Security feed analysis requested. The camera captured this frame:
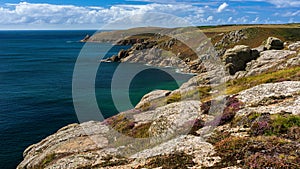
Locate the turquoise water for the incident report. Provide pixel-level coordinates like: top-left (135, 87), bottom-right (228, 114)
top-left (0, 30), bottom-right (192, 168)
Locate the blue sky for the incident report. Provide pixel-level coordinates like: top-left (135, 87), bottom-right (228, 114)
top-left (0, 0), bottom-right (299, 29)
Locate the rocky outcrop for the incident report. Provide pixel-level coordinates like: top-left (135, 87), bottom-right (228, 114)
top-left (214, 29), bottom-right (248, 57)
top-left (243, 50), bottom-right (297, 76)
top-left (237, 81), bottom-right (300, 115)
top-left (80, 34), bottom-right (90, 42)
top-left (264, 37), bottom-right (284, 50)
top-left (222, 45), bottom-right (259, 75)
top-left (18, 28), bottom-right (300, 168)
top-left (18, 80), bottom-right (300, 169)
top-left (215, 29), bottom-right (248, 48)
top-left (288, 41), bottom-right (300, 51)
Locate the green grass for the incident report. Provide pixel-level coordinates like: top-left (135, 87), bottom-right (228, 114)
top-left (226, 66), bottom-right (300, 95)
top-left (266, 114), bottom-right (300, 137)
top-left (166, 86), bottom-right (212, 104)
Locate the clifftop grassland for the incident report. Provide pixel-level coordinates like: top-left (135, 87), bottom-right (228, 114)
top-left (18, 24), bottom-right (300, 169)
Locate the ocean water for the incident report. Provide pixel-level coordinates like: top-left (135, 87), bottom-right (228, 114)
top-left (0, 30), bottom-right (192, 168)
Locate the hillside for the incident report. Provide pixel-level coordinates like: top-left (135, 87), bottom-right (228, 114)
top-left (18, 25), bottom-right (300, 169)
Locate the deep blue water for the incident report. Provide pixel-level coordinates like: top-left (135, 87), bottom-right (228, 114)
top-left (0, 30), bottom-right (192, 169)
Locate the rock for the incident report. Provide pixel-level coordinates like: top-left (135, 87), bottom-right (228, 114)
top-left (135, 90), bottom-right (171, 110)
top-left (264, 37), bottom-right (284, 50)
top-left (222, 45), bottom-right (259, 75)
top-left (80, 34), bottom-right (90, 42)
top-left (214, 29), bottom-right (248, 57)
top-left (17, 100), bottom-right (217, 169)
top-left (245, 50), bottom-right (296, 76)
top-left (288, 41), bottom-right (300, 51)
top-left (237, 81), bottom-right (300, 115)
top-left (117, 49), bottom-right (128, 60)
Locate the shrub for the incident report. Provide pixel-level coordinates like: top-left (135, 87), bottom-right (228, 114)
top-left (212, 136), bottom-right (300, 168)
top-left (206, 95), bottom-right (244, 126)
top-left (188, 118), bottom-right (205, 135)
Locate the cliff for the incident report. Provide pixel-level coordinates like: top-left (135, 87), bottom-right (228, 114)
top-left (18, 25), bottom-right (300, 169)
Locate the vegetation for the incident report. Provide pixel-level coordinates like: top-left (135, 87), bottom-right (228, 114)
top-left (166, 86), bottom-right (211, 104)
top-left (41, 153), bottom-right (56, 167)
top-left (226, 66), bottom-right (300, 95)
top-left (103, 114), bottom-right (151, 138)
top-left (94, 155), bottom-right (129, 168)
top-left (203, 95), bottom-right (244, 126)
top-left (210, 136), bottom-right (300, 168)
top-left (137, 152), bottom-right (195, 169)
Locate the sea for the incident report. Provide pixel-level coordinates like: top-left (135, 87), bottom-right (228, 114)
top-left (0, 30), bottom-right (193, 169)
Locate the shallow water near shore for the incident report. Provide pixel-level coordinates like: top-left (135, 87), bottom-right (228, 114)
top-left (0, 30), bottom-right (192, 168)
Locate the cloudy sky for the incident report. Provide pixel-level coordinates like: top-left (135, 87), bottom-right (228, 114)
top-left (0, 0), bottom-right (299, 29)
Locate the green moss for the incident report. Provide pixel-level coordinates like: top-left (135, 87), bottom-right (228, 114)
top-left (166, 92), bottom-right (181, 104)
top-left (41, 153), bottom-right (56, 167)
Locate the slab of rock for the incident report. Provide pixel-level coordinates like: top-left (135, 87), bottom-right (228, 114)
top-left (237, 81), bottom-right (300, 115)
top-left (245, 50), bottom-right (296, 76)
top-left (135, 90), bottom-right (171, 110)
top-left (288, 41), bottom-right (300, 51)
top-left (222, 45), bottom-right (259, 75)
top-left (264, 37), bottom-right (284, 50)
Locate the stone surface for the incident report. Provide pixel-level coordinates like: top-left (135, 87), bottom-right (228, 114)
top-left (264, 37), bottom-right (284, 50)
top-left (222, 45), bottom-right (259, 75)
top-left (288, 41), bottom-right (300, 51)
top-left (237, 81), bottom-right (300, 115)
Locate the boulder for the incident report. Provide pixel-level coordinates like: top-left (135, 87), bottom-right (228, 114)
top-left (222, 45), bottom-right (259, 75)
top-left (264, 37), bottom-right (284, 50)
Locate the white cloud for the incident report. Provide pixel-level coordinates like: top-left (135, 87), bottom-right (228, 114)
top-left (0, 2), bottom-right (209, 29)
top-left (207, 16), bottom-right (214, 21)
top-left (252, 17), bottom-right (259, 23)
top-left (282, 10), bottom-right (300, 17)
top-left (217, 2), bottom-right (229, 13)
top-left (227, 17), bottom-right (233, 22)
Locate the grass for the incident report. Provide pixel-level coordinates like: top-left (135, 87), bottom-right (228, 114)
top-left (41, 153), bottom-right (56, 167)
top-left (166, 86), bottom-right (212, 104)
top-left (103, 114), bottom-right (151, 138)
top-left (265, 114), bottom-right (300, 138)
top-left (226, 66), bottom-right (300, 95)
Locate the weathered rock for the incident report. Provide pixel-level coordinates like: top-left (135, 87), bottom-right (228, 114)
top-left (135, 90), bottom-right (171, 110)
top-left (222, 45), bottom-right (259, 75)
top-left (17, 99), bottom-right (217, 169)
top-left (264, 37), bottom-right (284, 50)
top-left (245, 50), bottom-right (296, 76)
top-left (80, 34), bottom-right (90, 42)
top-left (288, 41), bottom-right (300, 51)
top-left (237, 81), bottom-right (300, 115)
top-left (117, 49), bottom-right (128, 60)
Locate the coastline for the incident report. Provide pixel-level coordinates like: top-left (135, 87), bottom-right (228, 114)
top-left (17, 24), bottom-right (300, 169)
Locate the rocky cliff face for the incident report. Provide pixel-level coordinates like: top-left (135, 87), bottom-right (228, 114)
top-left (18, 34), bottom-right (300, 168)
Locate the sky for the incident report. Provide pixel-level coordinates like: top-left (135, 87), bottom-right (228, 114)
top-left (0, 0), bottom-right (299, 29)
